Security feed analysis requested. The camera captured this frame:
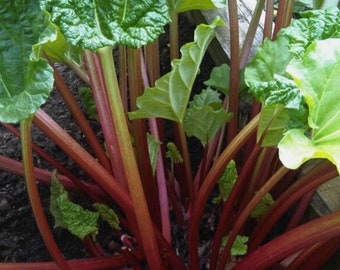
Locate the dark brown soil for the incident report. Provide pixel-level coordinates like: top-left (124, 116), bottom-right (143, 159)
top-left (0, 14), bottom-right (215, 265)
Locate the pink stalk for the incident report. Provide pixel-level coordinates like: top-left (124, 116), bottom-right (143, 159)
top-left (0, 250), bottom-right (144, 270)
top-left (188, 114), bottom-right (259, 270)
top-left (140, 50), bottom-right (172, 242)
top-left (248, 164), bottom-right (337, 251)
top-left (226, 0), bottom-right (240, 143)
top-left (53, 66), bottom-right (111, 172)
top-left (0, 155), bottom-right (105, 198)
top-left (34, 109), bottom-right (133, 216)
top-left (1, 123), bottom-right (105, 202)
top-left (20, 118), bottom-right (71, 270)
top-left (83, 51), bottom-right (128, 189)
top-left (216, 166), bottom-right (289, 270)
top-left (233, 209), bottom-right (340, 269)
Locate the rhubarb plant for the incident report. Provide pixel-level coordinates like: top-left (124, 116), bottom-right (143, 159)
top-left (2, 1), bottom-right (340, 270)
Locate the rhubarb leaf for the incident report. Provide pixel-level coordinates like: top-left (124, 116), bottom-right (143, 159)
top-left (246, 8), bottom-right (340, 146)
top-left (129, 17), bottom-right (224, 122)
top-left (251, 193), bottom-right (274, 220)
top-left (175, 0), bottom-right (225, 12)
top-left (147, 133), bottom-right (162, 175)
top-left (279, 39), bottom-right (340, 173)
top-left (0, 1), bottom-right (55, 123)
top-left (183, 88), bottom-right (231, 146)
top-left (222, 235), bottom-right (248, 256)
top-left (41, 0), bottom-right (170, 50)
top-left (93, 203), bottom-right (120, 230)
top-left (213, 160), bottom-right (238, 204)
top-left (50, 172), bottom-right (99, 239)
top-left (204, 64), bottom-right (230, 94)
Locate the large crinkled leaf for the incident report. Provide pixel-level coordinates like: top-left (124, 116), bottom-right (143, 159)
top-left (41, 0), bottom-right (170, 50)
top-left (279, 39), bottom-right (340, 173)
top-left (246, 8), bottom-right (340, 146)
top-left (183, 88), bottom-right (231, 146)
top-left (129, 17), bottom-right (224, 122)
top-left (50, 172), bottom-right (99, 239)
top-left (0, 1), bottom-right (55, 123)
top-left (246, 8), bottom-right (340, 106)
top-left (245, 37), bottom-right (302, 109)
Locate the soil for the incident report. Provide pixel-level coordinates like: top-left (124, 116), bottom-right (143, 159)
top-left (0, 14), bottom-right (216, 266)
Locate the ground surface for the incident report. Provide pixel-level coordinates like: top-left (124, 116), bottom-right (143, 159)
top-left (0, 14), bottom-right (216, 265)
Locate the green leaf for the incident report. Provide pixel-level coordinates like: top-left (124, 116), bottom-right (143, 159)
top-left (183, 88), bottom-right (231, 146)
top-left (175, 0), bottom-right (225, 13)
top-left (129, 17), bottom-right (225, 122)
top-left (93, 203), bottom-right (120, 230)
top-left (42, 24), bottom-right (83, 65)
top-left (246, 7), bottom-right (340, 106)
top-left (166, 142), bottom-right (183, 164)
top-left (147, 133), bottom-right (162, 175)
top-left (250, 193), bottom-right (274, 220)
top-left (0, 1), bottom-right (55, 123)
top-left (204, 64), bottom-right (230, 94)
top-left (50, 172), bottom-right (99, 239)
top-left (213, 160), bottom-right (238, 204)
top-left (279, 39), bottom-right (340, 173)
top-left (221, 235), bottom-right (248, 256)
top-left (41, 0), bottom-right (170, 50)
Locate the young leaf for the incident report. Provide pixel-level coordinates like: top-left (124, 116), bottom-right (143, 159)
top-left (147, 133), bottom-right (162, 175)
top-left (166, 142), bottom-right (183, 164)
top-left (50, 172), bottom-right (99, 239)
top-left (93, 203), bottom-right (120, 230)
top-left (221, 235), bottom-right (248, 256)
top-left (279, 39), bottom-right (340, 173)
top-left (41, 0), bottom-right (170, 50)
top-left (0, 1), bottom-right (55, 123)
top-left (183, 88), bottom-right (231, 146)
top-left (204, 64), bottom-right (230, 94)
top-left (250, 193), bottom-right (274, 220)
top-left (129, 17), bottom-right (225, 122)
top-left (213, 160), bottom-right (238, 204)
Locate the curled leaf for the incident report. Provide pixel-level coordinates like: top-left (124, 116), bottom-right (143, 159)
top-left (129, 17), bottom-right (225, 122)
